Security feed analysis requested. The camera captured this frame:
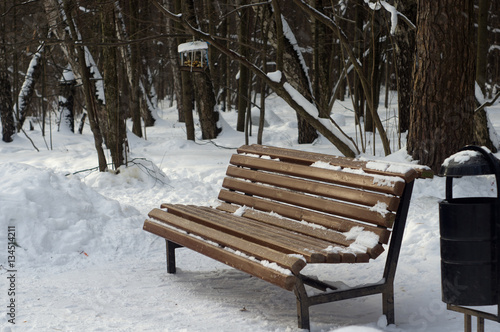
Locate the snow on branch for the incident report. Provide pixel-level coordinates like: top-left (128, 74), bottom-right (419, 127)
top-left (363, 0), bottom-right (415, 35)
top-left (280, 15), bottom-right (313, 95)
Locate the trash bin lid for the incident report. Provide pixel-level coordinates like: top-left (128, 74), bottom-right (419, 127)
top-left (439, 147), bottom-right (497, 177)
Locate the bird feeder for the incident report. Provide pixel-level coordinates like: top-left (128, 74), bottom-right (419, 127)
top-left (178, 40), bottom-right (209, 72)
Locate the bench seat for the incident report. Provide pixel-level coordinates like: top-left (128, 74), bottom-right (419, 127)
top-left (143, 144), bottom-right (432, 330)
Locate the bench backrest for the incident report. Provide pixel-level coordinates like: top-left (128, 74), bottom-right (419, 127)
top-left (215, 144), bottom-right (429, 262)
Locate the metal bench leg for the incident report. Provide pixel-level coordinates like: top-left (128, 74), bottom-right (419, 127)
top-left (294, 279), bottom-right (311, 330)
top-left (166, 240), bottom-right (177, 274)
top-left (383, 285), bottom-right (395, 324)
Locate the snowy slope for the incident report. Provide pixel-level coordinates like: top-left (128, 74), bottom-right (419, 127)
top-left (1, 93), bottom-right (499, 331)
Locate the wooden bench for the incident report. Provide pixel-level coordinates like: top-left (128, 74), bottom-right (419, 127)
top-left (143, 144), bottom-right (432, 330)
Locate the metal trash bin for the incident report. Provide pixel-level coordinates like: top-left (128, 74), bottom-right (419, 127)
top-left (439, 145), bottom-right (500, 306)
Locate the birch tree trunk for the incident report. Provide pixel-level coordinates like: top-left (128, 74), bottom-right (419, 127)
top-left (58, 67), bottom-right (75, 133)
top-left (15, 44), bottom-right (44, 131)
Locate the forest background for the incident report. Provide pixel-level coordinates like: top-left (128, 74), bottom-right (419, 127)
top-left (1, 0), bottom-right (500, 172)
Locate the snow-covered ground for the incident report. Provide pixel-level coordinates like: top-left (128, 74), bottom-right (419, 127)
top-left (1, 93), bottom-right (500, 331)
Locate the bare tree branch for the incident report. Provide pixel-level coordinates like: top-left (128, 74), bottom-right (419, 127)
top-left (475, 90), bottom-right (500, 113)
top-left (152, 0), bottom-right (358, 157)
top-left (293, 0), bottom-right (391, 155)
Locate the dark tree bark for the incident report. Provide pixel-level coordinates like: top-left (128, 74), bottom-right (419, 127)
top-left (312, 0), bottom-right (332, 117)
top-left (407, 0), bottom-right (476, 172)
top-left (236, 2), bottom-right (250, 132)
top-left (474, 108), bottom-right (497, 152)
top-left (0, 73), bottom-right (15, 142)
top-left (476, 0), bottom-right (489, 95)
top-left (128, 0), bottom-right (143, 138)
top-left (166, 0), bottom-right (184, 123)
top-left (364, 11), bottom-right (384, 133)
top-left (196, 70), bottom-right (221, 139)
top-left (101, 0), bottom-right (127, 169)
top-left (473, 0), bottom-right (497, 152)
top-left (137, 1), bottom-right (156, 129)
top-left (353, 0), bottom-right (365, 126)
top-left (218, 0), bottom-right (229, 112)
top-left (181, 72), bottom-right (195, 141)
top-left (182, 0), bottom-right (221, 139)
top-left (394, 0), bottom-right (417, 133)
top-left (176, 0), bottom-right (195, 141)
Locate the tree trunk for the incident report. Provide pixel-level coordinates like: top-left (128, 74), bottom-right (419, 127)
top-left (128, 0), bottom-right (143, 138)
top-left (173, 0), bottom-right (194, 140)
top-left (166, 0), bottom-right (184, 123)
top-left (353, 0), bottom-right (365, 126)
top-left (0, 72), bottom-right (14, 142)
top-left (137, 2), bottom-right (156, 128)
top-left (45, 0), bottom-right (108, 171)
top-left (182, 0), bottom-right (221, 139)
top-left (271, 0), bottom-right (318, 143)
top-left (58, 67), bottom-right (75, 133)
top-left (218, 0), bottom-right (229, 112)
top-left (476, 0), bottom-right (489, 95)
top-left (407, 0), bottom-right (476, 172)
top-left (15, 44), bottom-right (44, 131)
top-left (181, 71), bottom-right (195, 141)
top-left (101, 0), bottom-right (127, 170)
top-left (312, 0), bottom-right (333, 117)
top-left (194, 70), bottom-right (221, 139)
top-left (394, 0), bottom-right (417, 133)
top-left (474, 108), bottom-right (497, 152)
top-left (237, 2), bottom-right (250, 132)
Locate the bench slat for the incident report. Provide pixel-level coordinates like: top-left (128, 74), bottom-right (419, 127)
top-left (194, 206), bottom-right (350, 263)
top-left (222, 177), bottom-right (395, 228)
top-left (215, 202), bottom-right (385, 260)
top-left (162, 204), bottom-right (334, 263)
top-left (148, 208), bottom-right (307, 274)
top-left (218, 189), bottom-right (391, 243)
top-left (226, 166), bottom-right (401, 211)
top-left (143, 219), bottom-right (297, 290)
top-left (237, 144), bottom-right (433, 181)
top-left (229, 154), bottom-right (405, 196)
